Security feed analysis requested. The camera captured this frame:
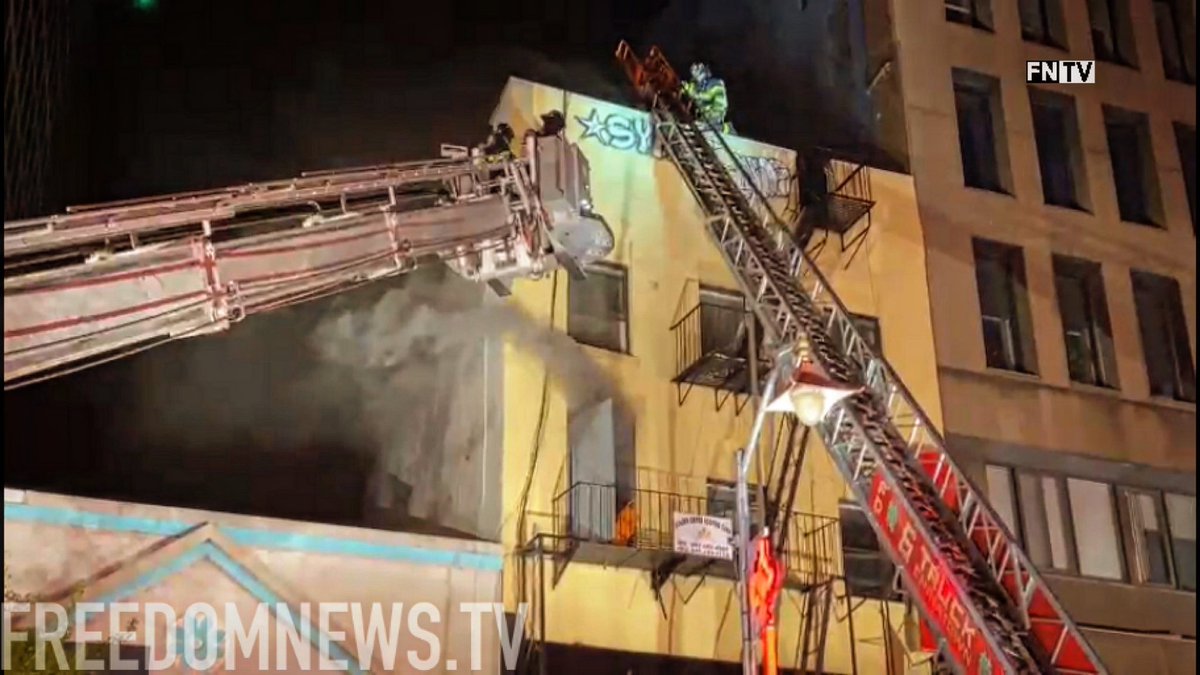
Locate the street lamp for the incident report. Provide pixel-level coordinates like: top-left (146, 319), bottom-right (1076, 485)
top-left (736, 340), bottom-right (861, 675)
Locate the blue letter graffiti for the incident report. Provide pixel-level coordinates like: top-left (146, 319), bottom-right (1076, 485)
top-left (576, 109), bottom-right (656, 156)
top-left (574, 108), bottom-right (796, 201)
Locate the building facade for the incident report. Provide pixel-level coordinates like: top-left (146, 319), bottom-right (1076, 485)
top-left (889, 1), bottom-right (1195, 672)
top-left (492, 77), bottom-right (945, 673)
top-left (495, 0), bottom-right (1197, 665)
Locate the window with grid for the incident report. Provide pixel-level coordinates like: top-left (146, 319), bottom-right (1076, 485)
top-left (1131, 270), bottom-right (1196, 402)
top-left (974, 239), bottom-right (1037, 374)
top-left (1053, 255), bottom-right (1118, 388)
top-left (568, 263), bottom-right (629, 353)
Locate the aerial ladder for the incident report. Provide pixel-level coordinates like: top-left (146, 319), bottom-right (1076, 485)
top-left (615, 42), bottom-right (1109, 675)
top-left (4, 131), bottom-right (613, 387)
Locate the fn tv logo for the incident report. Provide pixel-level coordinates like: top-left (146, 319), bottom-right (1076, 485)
top-left (1026, 60), bottom-right (1096, 84)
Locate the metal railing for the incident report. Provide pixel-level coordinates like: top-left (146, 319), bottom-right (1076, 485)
top-left (670, 302), bottom-right (753, 377)
top-left (552, 481), bottom-right (841, 588)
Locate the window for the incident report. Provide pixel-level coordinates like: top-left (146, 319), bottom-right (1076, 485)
top-left (1030, 89), bottom-right (1087, 210)
top-left (1176, 123), bottom-right (1197, 233)
top-left (1087, 0), bottom-right (1137, 67)
top-left (706, 479), bottom-right (773, 530)
top-left (1122, 489), bottom-right (1174, 585)
top-left (974, 239), bottom-right (1037, 374)
top-left (698, 286), bottom-right (751, 357)
top-left (1053, 256), bottom-right (1118, 387)
top-left (1020, 0), bottom-right (1066, 48)
top-left (839, 501), bottom-right (900, 600)
top-left (985, 464), bottom-right (1021, 535)
top-left (988, 465), bottom-right (1198, 591)
top-left (1153, 0), bottom-right (1196, 83)
top-left (1067, 478), bottom-right (1125, 580)
top-left (945, 0), bottom-right (992, 30)
top-left (1017, 470), bottom-right (1075, 572)
top-left (1104, 106), bottom-right (1163, 226)
top-left (568, 263), bottom-right (629, 353)
top-left (824, 310), bottom-right (883, 356)
top-left (1131, 271), bottom-right (1196, 402)
top-left (1165, 493), bottom-right (1196, 591)
top-left (954, 70), bottom-right (1010, 193)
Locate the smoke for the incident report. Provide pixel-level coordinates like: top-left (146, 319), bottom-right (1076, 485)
top-left (309, 266), bottom-right (623, 536)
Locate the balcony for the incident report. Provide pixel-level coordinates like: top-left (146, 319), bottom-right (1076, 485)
top-left (796, 150), bottom-right (876, 266)
top-left (550, 481), bottom-right (841, 593)
top-left (670, 300), bottom-right (771, 414)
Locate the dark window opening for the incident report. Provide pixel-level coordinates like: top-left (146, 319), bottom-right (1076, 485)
top-left (954, 70), bottom-right (1009, 193)
top-left (1176, 123), bottom-right (1197, 233)
top-left (974, 239), bottom-right (1038, 374)
top-left (698, 286), bottom-right (754, 358)
top-left (1053, 256), bottom-right (1118, 388)
top-left (1153, 0), bottom-right (1196, 83)
top-left (945, 0), bottom-right (993, 30)
top-left (839, 501), bottom-right (901, 601)
top-left (1131, 270), bottom-right (1196, 402)
top-left (1030, 89), bottom-right (1087, 209)
top-left (568, 263), bottom-right (630, 353)
top-left (706, 479), bottom-right (772, 526)
top-left (1088, 0), bottom-right (1138, 67)
top-left (824, 310), bottom-right (884, 357)
top-left (1104, 106), bottom-right (1163, 226)
top-left (1020, 0), bottom-right (1067, 48)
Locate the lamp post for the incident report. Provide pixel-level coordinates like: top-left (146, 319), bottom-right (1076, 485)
top-left (736, 340), bottom-right (860, 675)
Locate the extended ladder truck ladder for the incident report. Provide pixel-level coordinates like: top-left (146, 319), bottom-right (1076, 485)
top-left (615, 42), bottom-right (1108, 675)
top-left (4, 133), bottom-right (613, 387)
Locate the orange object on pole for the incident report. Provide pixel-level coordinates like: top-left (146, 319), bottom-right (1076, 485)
top-left (749, 535), bottom-right (784, 675)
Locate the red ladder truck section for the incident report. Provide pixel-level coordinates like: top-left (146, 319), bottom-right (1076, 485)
top-left (615, 42), bottom-right (1108, 675)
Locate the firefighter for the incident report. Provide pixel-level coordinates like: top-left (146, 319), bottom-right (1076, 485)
top-left (682, 62), bottom-right (733, 134)
top-left (480, 123), bottom-right (515, 157)
top-left (536, 110), bottom-right (566, 137)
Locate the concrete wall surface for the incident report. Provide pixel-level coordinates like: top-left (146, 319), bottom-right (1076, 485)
top-left (3, 488), bottom-right (505, 674)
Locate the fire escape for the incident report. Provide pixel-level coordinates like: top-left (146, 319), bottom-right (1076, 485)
top-left (792, 148), bottom-right (876, 268)
top-left (518, 468), bottom-right (846, 674)
top-left (514, 95), bottom-right (887, 675)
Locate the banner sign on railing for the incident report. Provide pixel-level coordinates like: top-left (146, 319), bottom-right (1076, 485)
top-left (673, 513), bottom-right (734, 560)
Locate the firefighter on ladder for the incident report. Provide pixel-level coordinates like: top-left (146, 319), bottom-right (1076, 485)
top-left (682, 62), bottom-right (733, 134)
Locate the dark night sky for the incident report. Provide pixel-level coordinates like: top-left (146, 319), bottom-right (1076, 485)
top-left (7, 0), bottom-right (869, 525)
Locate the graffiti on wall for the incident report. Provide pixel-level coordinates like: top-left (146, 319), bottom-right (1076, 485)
top-left (576, 109), bottom-right (657, 156)
top-left (574, 108), bottom-right (795, 201)
top-left (731, 155), bottom-right (796, 202)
